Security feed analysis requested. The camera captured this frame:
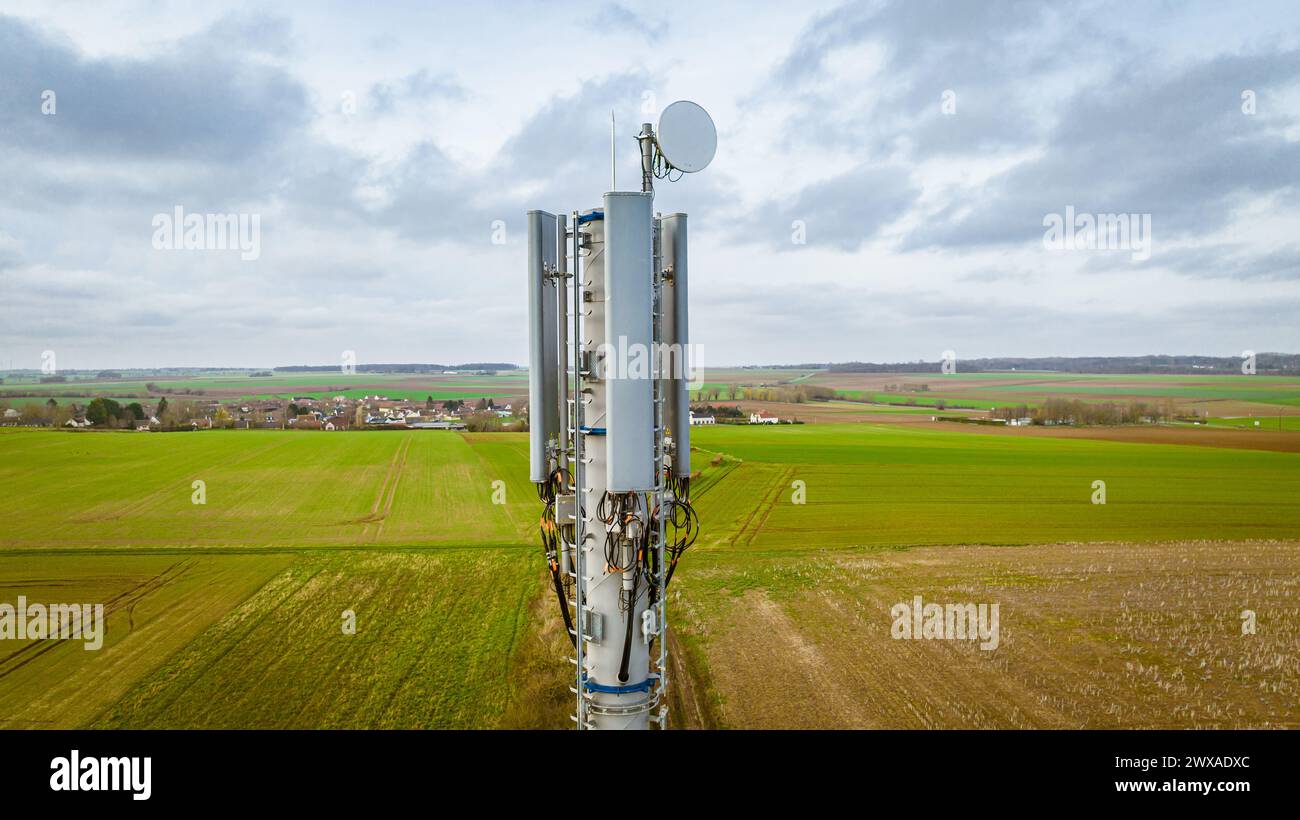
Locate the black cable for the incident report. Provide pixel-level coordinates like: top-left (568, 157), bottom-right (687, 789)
top-left (549, 556), bottom-right (576, 649)
top-left (618, 573), bottom-right (637, 683)
top-left (537, 472), bottom-right (576, 647)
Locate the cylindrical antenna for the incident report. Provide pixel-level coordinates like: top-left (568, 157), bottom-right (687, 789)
top-left (637, 123), bottom-right (655, 193)
top-left (526, 210), bottom-right (560, 483)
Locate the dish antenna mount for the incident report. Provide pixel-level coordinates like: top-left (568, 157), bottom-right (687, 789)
top-left (635, 100), bottom-right (717, 192)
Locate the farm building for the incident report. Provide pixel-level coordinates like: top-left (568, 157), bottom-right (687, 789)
top-left (749, 410), bottom-right (780, 424)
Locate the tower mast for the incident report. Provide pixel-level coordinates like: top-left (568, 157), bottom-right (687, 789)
top-left (528, 100), bottom-right (714, 729)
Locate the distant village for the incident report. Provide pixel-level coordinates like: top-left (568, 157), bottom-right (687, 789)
top-left (0, 394), bottom-right (804, 431)
top-left (0, 390), bottom-right (810, 432)
top-left (0, 394), bottom-right (521, 432)
top-left (2, 392), bottom-right (1202, 433)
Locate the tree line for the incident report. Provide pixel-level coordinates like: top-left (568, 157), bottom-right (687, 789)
top-left (693, 384), bottom-right (836, 403)
top-left (0, 396), bottom-right (203, 429)
top-left (990, 398), bottom-right (1180, 426)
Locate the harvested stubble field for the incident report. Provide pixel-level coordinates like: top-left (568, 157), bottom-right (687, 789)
top-left (0, 422), bottom-right (1296, 729)
top-left (654, 423), bottom-right (1300, 729)
top-left (670, 541), bottom-right (1299, 729)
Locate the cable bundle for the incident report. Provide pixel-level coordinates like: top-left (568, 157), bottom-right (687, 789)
top-left (597, 491), bottom-right (643, 580)
top-left (535, 469), bottom-right (702, 676)
top-left (536, 468), bottom-right (575, 647)
top-left (658, 476), bottom-right (698, 592)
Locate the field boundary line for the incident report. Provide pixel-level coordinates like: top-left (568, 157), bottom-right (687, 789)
top-left (746, 466), bottom-right (796, 547)
top-left (733, 466), bottom-right (795, 547)
top-left (362, 435), bottom-right (412, 540)
top-left (0, 559), bottom-right (194, 680)
top-left (372, 436), bottom-right (413, 542)
top-left (92, 562), bottom-right (325, 727)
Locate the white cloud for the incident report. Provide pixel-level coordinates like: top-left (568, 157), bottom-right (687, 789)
top-left (1, 1), bottom-right (1298, 369)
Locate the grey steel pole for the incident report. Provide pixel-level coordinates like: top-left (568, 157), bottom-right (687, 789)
top-left (638, 123), bottom-right (655, 193)
top-left (571, 211), bottom-right (587, 729)
top-left (556, 214), bottom-right (570, 576)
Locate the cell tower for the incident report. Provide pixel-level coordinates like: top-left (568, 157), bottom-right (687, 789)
top-left (528, 101), bottom-right (716, 730)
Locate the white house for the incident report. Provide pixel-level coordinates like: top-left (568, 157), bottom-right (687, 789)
top-left (749, 410), bottom-right (780, 424)
top-left (689, 411), bottom-right (715, 426)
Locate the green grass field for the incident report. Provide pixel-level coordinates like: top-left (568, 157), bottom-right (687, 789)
top-left (700, 370), bottom-right (1300, 410)
top-left (810, 400), bottom-right (942, 415)
top-left (1, 422), bottom-right (1297, 728)
top-left (0, 428), bottom-right (536, 549)
top-left (831, 390), bottom-right (1004, 409)
top-left (0, 428), bottom-right (544, 728)
top-left (91, 550), bottom-right (538, 729)
top-left (15, 368), bottom-right (1299, 419)
top-left (688, 423), bottom-right (1300, 550)
top-left (0, 371), bottom-right (529, 404)
top-left (1205, 415), bottom-right (1300, 431)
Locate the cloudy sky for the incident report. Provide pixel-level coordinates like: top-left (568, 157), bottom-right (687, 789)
top-left (1, 0), bottom-right (1298, 369)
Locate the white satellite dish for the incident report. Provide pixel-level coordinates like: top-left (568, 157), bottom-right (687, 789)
top-left (656, 100), bottom-right (716, 173)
